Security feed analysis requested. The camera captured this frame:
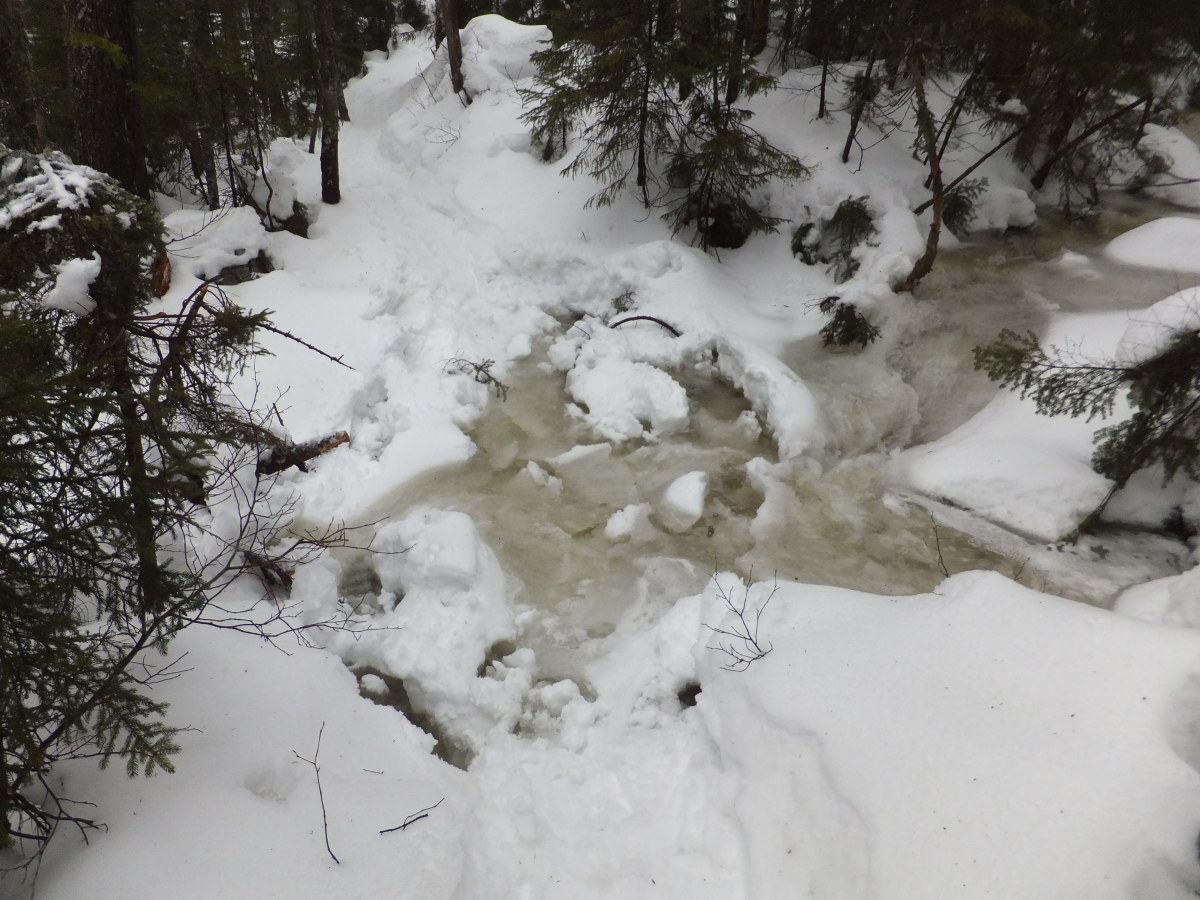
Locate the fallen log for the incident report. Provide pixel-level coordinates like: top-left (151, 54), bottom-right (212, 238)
top-left (257, 430), bottom-right (350, 476)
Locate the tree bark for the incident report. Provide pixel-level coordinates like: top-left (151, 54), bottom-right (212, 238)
top-left (62, 0), bottom-right (151, 197)
top-left (0, 0), bottom-right (47, 149)
top-left (896, 64), bottom-right (943, 293)
top-left (437, 0), bottom-right (470, 102)
top-left (314, 0), bottom-right (341, 203)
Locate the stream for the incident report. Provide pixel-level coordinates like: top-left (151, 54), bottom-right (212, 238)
top-left (338, 190), bottom-right (1200, 688)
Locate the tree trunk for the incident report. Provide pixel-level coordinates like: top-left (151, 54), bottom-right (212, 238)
top-left (62, 0), bottom-right (151, 197)
top-left (841, 51), bottom-right (876, 164)
top-left (314, 0), bottom-right (341, 203)
top-left (0, 0), bottom-right (47, 149)
top-left (437, 0), bottom-right (470, 102)
top-left (248, 0), bottom-right (292, 135)
top-left (184, 0), bottom-right (221, 208)
top-left (896, 65), bottom-right (943, 293)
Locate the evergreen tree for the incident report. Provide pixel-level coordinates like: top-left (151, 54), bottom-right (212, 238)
top-left (523, 0), bottom-right (683, 207)
top-left (524, 0), bottom-right (807, 250)
top-left (0, 147), bottom-right (272, 849)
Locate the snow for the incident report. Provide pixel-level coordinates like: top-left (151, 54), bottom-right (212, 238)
top-left (11, 17), bottom-right (1200, 900)
top-left (657, 470), bottom-right (709, 533)
top-left (1105, 216), bottom-right (1200, 273)
top-left (1114, 286), bottom-right (1200, 366)
top-left (38, 252), bottom-right (100, 314)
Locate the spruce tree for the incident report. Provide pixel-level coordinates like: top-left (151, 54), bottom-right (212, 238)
top-left (0, 147), bottom-right (271, 849)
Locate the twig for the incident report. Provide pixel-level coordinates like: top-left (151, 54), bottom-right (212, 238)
top-left (294, 723), bottom-right (339, 864)
top-left (705, 574), bottom-right (775, 672)
top-left (929, 514), bottom-right (951, 578)
top-left (379, 798), bottom-right (444, 834)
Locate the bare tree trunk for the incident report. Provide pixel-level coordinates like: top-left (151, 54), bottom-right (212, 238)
top-left (437, 0), bottom-right (470, 103)
top-left (62, 0), bottom-right (151, 197)
top-left (896, 63), bottom-right (943, 293)
top-left (184, 0), bottom-right (221, 207)
top-left (841, 51), bottom-right (876, 164)
top-left (314, 0), bottom-right (341, 203)
top-left (0, 0), bottom-right (46, 148)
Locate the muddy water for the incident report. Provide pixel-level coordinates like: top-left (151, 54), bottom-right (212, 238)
top-left (355, 345), bottom-right (1033, 678)
top-left (350, 189), bottom-right (1200, 674)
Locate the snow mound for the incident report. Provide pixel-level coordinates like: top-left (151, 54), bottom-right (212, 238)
top-left (893, 311), bottom-right (1133, 542)
top-left (1106, 217), bottom-right (1200, 273)
top-left (1114, 286), bottom-right (1200, 366)
top-left (566, 357), bottom-right (690, 442)
top-left (163, 205), bottom-right (270, 281)
top-left (461, 15), bottom-right (550, 95)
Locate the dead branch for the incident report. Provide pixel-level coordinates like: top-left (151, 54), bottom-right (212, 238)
top-left (379, 798), bottom-right (445, 834)
top-left (294, 722), bottom-right (339, 865)
top-left (445, 358), bottom-right (509, 400)
top-left (706, 574), bottom-right (775, 672)
top-left (929, 514), bottom-right (951, 578)
top-left (242, 550), bottom-right (295, 591)
top-left (257, 430), bottom-right (350, 476)
top-left (257, 320), bottom-right (355, 370)
top-left (609, 315), bottom-right (682, 337)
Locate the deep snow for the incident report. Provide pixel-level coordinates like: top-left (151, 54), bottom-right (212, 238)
top-left (8, 16), bottom-right (1200, 900)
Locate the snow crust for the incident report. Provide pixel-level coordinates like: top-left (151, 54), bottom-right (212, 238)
top-left (13, 17), bottom-right (1200, 900)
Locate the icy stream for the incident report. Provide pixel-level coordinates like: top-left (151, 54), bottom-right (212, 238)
top-left (338, 198), bottom-right (1200, 687)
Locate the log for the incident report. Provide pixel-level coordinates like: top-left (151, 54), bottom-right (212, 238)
top-left (257, 430), bottom-right (349, 476)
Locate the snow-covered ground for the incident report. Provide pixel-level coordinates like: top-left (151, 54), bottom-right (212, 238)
top-left (9, 17), bottom-right (1200, 900)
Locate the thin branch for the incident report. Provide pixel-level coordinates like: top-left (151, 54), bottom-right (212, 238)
top-left (294, 722), bottom-right (339, 864)
top-left (257, 320), bottom-right (355, 370)
top-left (379, 798), bottom-right (445, 834)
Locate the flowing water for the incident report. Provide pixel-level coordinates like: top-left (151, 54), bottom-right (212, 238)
top-left (343, 188), bottom-right (1200, 681)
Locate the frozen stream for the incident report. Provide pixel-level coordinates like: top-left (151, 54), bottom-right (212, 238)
top-left (339, 197), bottom-right (1200, 688)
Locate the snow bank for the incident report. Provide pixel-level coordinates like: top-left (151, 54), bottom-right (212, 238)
top-left (894, 311), bottom-right (1139, 542)
top-left (1106, 216), bottom-right (1200, 273)
top-left (1114, 286), bottom-right (1200, 365)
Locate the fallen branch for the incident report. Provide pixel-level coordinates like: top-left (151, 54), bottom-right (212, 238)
top-left (294, 723), bottom-right (339, 865)
top-left (379, 798), bottom-right (444, 835)
top-left (258, 320), bottom-right (355, 370)
top-left (257, 431), bottom-right (350, 476)
top-left (242, 550), bottom-right (295, 591)
top-left (609, 315), bottom-right (682, 337)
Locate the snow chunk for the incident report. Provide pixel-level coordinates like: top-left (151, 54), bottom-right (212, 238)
top-left (566, 358), bottom-right (689, 443)
top-left (657, 471), bottom-right (709, 533)
top-left (1106, 217), bottom-right (1200, 274)
top-left (604, 502), bottom-right (655, 542)
top-left (1114, 286), bottom-right (1200, 366)
top-left (40, 252), bottom-right (101, 314)
top-left (893, 311), bottom-right (1133, 541)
